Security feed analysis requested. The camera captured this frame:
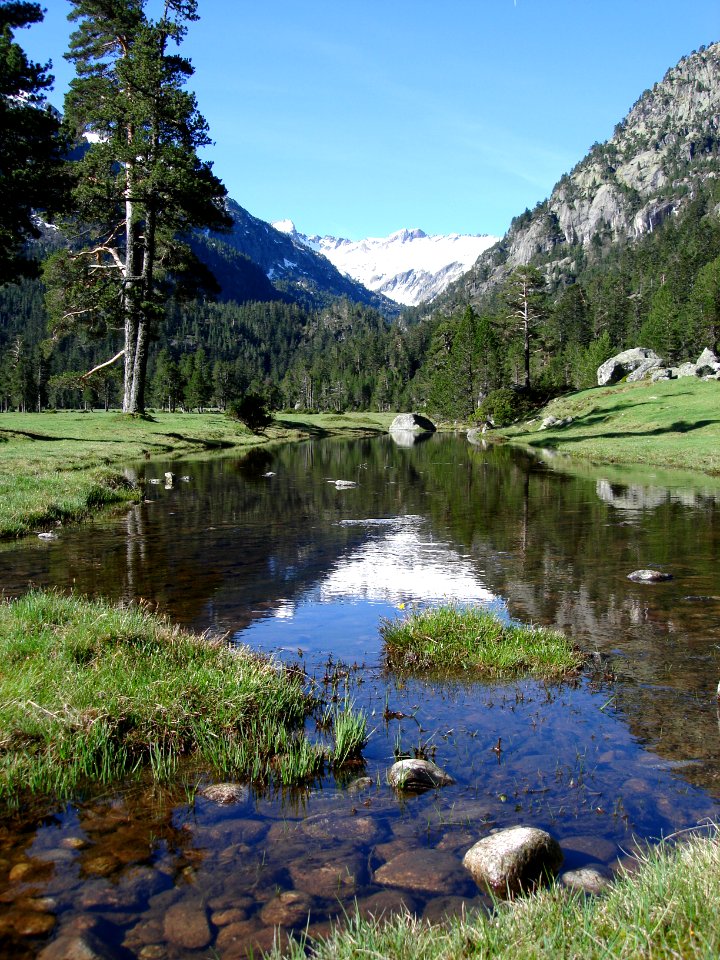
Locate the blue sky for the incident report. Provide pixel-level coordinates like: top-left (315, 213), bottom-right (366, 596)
top-left (22, 1), bottom-right (719, 240)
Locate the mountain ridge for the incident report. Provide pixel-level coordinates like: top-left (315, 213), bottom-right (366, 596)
top-left (272, 220), bottom-right (498, 306)
top-left (434, 40), bottom-right (720, 313)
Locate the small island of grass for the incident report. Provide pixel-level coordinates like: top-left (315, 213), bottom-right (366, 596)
top-left (382, 605), bottom-right (584, 679)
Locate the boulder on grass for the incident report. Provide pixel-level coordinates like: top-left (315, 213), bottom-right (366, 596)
top-left (462, 826), bottom-right (563, 897)
top-left (597, 348), bottom-right (663, 387)
top-left (389, 413), bottom-right (436, 434)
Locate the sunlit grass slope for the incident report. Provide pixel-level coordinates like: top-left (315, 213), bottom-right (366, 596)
top-left (501, 379), bottom-right (720, 475)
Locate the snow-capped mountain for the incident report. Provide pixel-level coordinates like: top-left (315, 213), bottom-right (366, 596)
top-left (272, 222), bottom-right (498, 307)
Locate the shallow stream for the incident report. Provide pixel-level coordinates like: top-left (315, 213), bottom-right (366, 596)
top-left (1, 433), bottom-right (720, 958)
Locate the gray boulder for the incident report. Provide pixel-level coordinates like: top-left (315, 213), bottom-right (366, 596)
top-left (651, 367), bottom-right (676, 382)
top-left (463, 826), bottom-right (563, 897)
top-left (626, 358), bottom-right (664, 382)
top-left (389, 413), bottom-right (436, 434)
top-left (696, 348), bottom-right (720, 376)
top-left (676, 362), bottom-right (700, 378)
top-left (388, 758), bottom-right (455, 792)
top-left (596, 348), bottom-right (662, 387)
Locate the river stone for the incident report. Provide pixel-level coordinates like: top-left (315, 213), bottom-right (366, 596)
top-left (389, 413), bottom-right (436, 434)
top-left (162, 899), bottom-right (211, 950)
top-left (356, 889), bottom-right (419, 919)
top-left (260, 890), bottom-right (313, 927)
top-left (560, 867), bottom-right (611, 894)
top-left (289, 852), bottom-right (364, 899)
top-left (138, 948), bottom-right (166, 960)
top-left (388, 758), bottom-right (455, 792)
top-left (596, 348), bottom-right (662, 386)
top-left (83, 854), bottom-right (120, 877)
top-left (301, 813), bottom-right (379, 843)
top-left (78, 880), bottom-right (139, 911)
top-left (211, 907), bottom-right (250, 927)
top-left (215, 919), bottom-right (278, 956)
top-left (38, 932), bottom-right (119, 960)
top-left (462, 826), bottom-right (564, 897)
top-left (374, 839), bottom-right (413, 862)
top-left (627, 569), bottom-right (673, 582)
top-left (200, 782), bottom-right (249, 804)
top-left (346, 776), bottom-right (374, 794)
top-left (374, 848), bottom-right (467, 893)
top-left (561, 835), bottom-right (619, 864)
top-left (422, 895), bottom-right (489, 923)
top-left (11, 910), bottom-right (57, 936)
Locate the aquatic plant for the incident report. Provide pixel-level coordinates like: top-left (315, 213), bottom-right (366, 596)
top-left (331, 698), bottom-right (368, 767)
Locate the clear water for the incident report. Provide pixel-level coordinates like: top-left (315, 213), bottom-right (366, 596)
top-left (1, 434), bottom-right (719, 958)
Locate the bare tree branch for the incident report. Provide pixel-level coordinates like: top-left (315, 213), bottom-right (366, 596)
top-left (80, 349), bottom-right (126, 380)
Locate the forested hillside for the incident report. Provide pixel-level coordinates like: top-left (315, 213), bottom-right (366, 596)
top-left (1, 27), bottom-right (718, 418)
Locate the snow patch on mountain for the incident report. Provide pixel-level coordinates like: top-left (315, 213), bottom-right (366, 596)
top-left (272, 221), bottom-right (498, 306)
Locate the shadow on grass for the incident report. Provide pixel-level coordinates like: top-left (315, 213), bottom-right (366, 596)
top-left (160, 432), bottom-right (236, 450)
top-left (526, 418), bottom-right (720, 448)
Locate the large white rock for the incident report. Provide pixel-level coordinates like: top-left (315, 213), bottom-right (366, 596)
top-left (389, 413), bottom-right (436, 434)
top-left (462, 826), bottom-right (563, 897)
top-left (597, 348), bottom-right (662, 386)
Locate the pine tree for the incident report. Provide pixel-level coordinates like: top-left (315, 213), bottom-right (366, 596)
top-left (44, 0), bottom-right (229, 414)
top-left (0, 1), bottom-right (68, 282)
top-left (504, 266), bottom-right (547, 390)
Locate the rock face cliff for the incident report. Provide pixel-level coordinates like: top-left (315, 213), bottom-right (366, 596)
top-left (445, 42), bottom-right (720, 306)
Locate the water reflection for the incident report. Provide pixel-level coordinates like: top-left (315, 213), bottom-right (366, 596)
top-left (1, 435), bottom-right (720, 956)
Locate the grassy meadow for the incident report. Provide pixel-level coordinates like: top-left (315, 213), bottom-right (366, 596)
top-left (0, 409), bottom-right (395, 538)
top-left (500, 378), bottom-right (720, 475)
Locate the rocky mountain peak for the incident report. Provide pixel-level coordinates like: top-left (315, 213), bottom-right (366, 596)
top-left (446, 41), bottom-right (720, 307)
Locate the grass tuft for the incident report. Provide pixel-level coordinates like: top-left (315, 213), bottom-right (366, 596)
top-left (0, 590), bottom-right (317, 805)
top-left (381, 605), bottom-right (584, 679)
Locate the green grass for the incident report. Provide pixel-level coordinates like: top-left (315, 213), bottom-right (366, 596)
top-left (331, 698), bottom-right (368, 768)
top-left (0, 409), bottom-right (397, 538)
top-left (0, 590), bottom-right (322, 806)
top-left (270, 831), bottom-right (720, 960)
top-left (500, 378), bottom-right (720, 475)
top-left (381, 605), bottom-right (584, 679)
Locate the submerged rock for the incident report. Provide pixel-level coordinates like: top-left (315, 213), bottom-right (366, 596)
top-left (163, 899), bottom-right (211, 950)
top-left (627, 569), bottom-right (673, 582)
top-left (387, 758), bottom-right (455, 792)
top-left (38, 932), bottom-right (119, 960)
top-left (462, 825), bottom-right (563, 897)
top-left (199, 782), bottom-right (249, 805)
top-left (389, 412), bottom-right (436, 434)
top-left (560, 866), bottom-right (611, 894)
top-left (260, 890), bottom-right (313, 927)
top-left (374, 849), bottom-right (468, 894)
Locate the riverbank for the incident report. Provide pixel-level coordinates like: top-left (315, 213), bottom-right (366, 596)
top-left (0, 409), bottom-right (396, 538)
top-left (497, 378), bottom-right (720, 476)
top-left (271, 829), bottom-right (720, 960)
